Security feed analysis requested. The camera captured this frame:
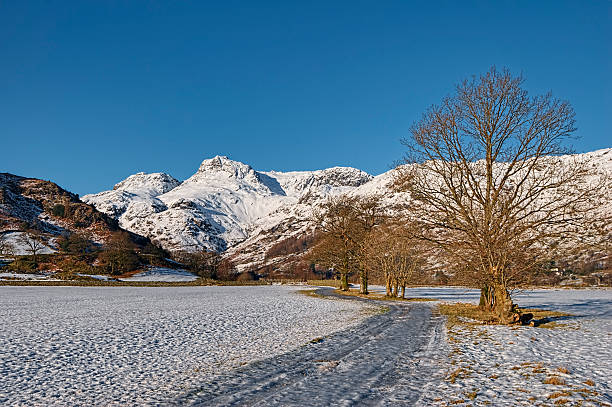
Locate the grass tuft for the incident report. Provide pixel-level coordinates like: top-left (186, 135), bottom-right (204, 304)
top-left (557, 366), bottom-right (570, 374)
top-left (334, 289), bottom-right (436, 302)
top-left (543, 376), bottom-right (566, 386)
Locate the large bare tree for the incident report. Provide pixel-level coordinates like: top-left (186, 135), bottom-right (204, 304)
top-left (395, 66), bottom-right (608, 323)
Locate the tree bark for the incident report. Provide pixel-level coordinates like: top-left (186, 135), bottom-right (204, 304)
top-left (340, 272), bottom-right (349, 291)
top-left (479, 283), bottom-right (520, 324)
top-left (385, 275), bottom-right (392, 297)
top-left (359, 270), bottom-right (368, 294)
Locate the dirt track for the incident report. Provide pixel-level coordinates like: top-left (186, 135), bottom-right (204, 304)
top-left (175, 288), bottom-right (448, 406)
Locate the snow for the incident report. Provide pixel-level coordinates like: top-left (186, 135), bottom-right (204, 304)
top-left (119, 267), bottom-right (198, 282)
top-left (419, 287), bottom-right (612, 406)
top-left (0, 285), bottom-right (609, 405)
top-left (0, 272), bottom-right (56, 281)
top-left (1, 231), bottom-right (56, 255)
top-left (76, 273), bottom-right (114, 281)
top-left (83, 156), bottom-right (374, 253)
top-left (0, 285), bottom-right (370, 406)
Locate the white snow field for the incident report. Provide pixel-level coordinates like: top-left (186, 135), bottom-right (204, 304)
top-left (0, 286), bottom-right (609, 406)
top-left (419, 288), bottom-right (612, 406)
top-left (118, 267), bottom-right (199, 282)
top-left (0, 285), bottom-right (370, 406)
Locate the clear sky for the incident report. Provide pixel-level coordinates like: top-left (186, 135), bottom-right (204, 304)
top-left (1, 1), bottom-right (610, 195)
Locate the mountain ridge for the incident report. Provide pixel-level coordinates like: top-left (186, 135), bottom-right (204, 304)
top-left (82, 149), bottom-right (612, 273)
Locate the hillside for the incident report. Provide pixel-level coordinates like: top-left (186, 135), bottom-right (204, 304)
top-left (0, 173), bottom-right (123, 243)
top-left (82, 149), bottom-right (612, 275)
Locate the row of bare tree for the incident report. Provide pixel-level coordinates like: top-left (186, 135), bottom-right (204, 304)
top-left (310, 195), bottom-right (428, 297)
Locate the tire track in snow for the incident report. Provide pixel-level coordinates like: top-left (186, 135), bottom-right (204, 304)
top-left (175, 288), bottom-right (447, 406)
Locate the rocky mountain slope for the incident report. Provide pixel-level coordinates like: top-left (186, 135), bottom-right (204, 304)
top-left (83, 156), bottom-right (373, 255)
top-left (83, 149), bottom-right (612, 273)
top-left (0, 173), bottom-right (147, 254)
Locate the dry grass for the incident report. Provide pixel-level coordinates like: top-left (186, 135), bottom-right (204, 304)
top-left (543, 376), bottom-right (566, 386)
top-left (465, 391), bottom-right (478, 400)
top-left (576, 387), bottom-right (599, 396)
top-left (583, 379), bottom-right (595, 386)
top-left (334, 289), bottom-right (436, 302)
top-left (0, 278), bottom-right (270, 287)
top-left (447, 367), bottom-right (471, 384)
top-left (0, 277), bottom-right (345, 288)
top-left (295, 289), bottom-right (326, 299)
top-left (437, 303), bottom-right (488, 326)
top-left (548, 391), bottom-right (572, 399)
top-left (305, 279), bottom-right (343, 288)
top-left (557, 366), bottom-right (570, 374)
top-left (437, 302), bottom-right (574, 328)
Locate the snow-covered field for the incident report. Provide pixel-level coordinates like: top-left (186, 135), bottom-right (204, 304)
top-left (0, 285), bottom-right (370, 406)
top-left (420, 288), bottom-right (612, 406)
top-left (0, 272), bottom-right (59, 281)
top-left (118, 267), bottom-right (198, 282)
top-left (0, 285), bottom-right (609, 406)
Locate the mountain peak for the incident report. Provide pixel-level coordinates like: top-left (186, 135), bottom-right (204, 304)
top-left (113, 172), bottom-right (181, 196)
top-left (196, 156), bottom-right (257, 180)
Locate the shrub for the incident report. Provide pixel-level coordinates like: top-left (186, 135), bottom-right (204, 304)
top-left (51, 204), bottom-right (66, 217)
top-left (57, 258), bottom-right (94, 274)
top-left (237, 271), bottom-right (256, 282)
top-left (6, 257), bottom-right (38, 273)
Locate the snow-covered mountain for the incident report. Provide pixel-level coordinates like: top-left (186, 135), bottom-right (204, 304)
top-left (83, 156), bottom-right (372, 254)
top-left (83, 149), bottom-right (612, 272)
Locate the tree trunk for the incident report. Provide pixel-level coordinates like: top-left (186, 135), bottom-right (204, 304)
top-left (393, 280), bottom-right (399, 297)
top-left (401, 284), bottom-right (406, 299)
top-left (385, 275), bottom-right (392, 297)
top-left (480, 283), bottom-right (520, 324)
top-left (479, 285), bottom-right (493, 309)
top-left (340, 272), bottom-right (349, 291)
top-left (359, 270), bottom-right (368, 294)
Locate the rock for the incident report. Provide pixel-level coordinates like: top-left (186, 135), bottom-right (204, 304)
top-left (520, 313), bottom-right (534, 325)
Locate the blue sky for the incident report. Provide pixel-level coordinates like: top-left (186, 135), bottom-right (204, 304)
top-left (1, 1), bottom-right (610, 195)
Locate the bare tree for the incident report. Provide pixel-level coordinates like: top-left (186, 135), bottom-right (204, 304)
top-left (311, 196), bottom-right (360, 291)
top-left (98, 232), bottom-right (139, 275)
top-left (311, 195), bottom-right (383, 292)
top-left (368, 222), bottom-right (426, 298)
top-left (19, 231), bottom-right (47, 264)
top-left (395, 66), bottom-right (608, 323)
top-left (367, 225), bottom-right (398, 296)
top-left (352, 195), bottom-right (384, 294)
top-left (0, 233), bottom-right (15, 257)
top-left (177, 249), bottom-right (221, 279)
